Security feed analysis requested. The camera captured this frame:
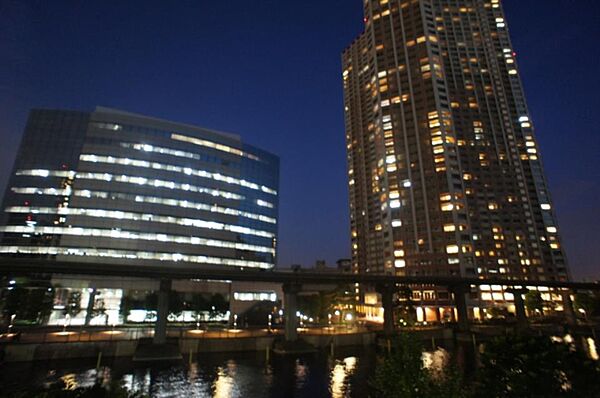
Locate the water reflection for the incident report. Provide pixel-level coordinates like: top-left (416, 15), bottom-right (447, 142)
top-left (295, 358), bottom-right (309, 390)
top-left (330, 356), bottom-right (357, 398)
top-left (0, 347), bottom-right (376, 397)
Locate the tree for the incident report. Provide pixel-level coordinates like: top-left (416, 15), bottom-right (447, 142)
top-left (297, 294), bottom-right (320, 319)
top-left (168, 291), bottom-right (184, 318)
top-left (524, 290), bottom-right (544, 316)
top-left (371, 333), bottom-right (466, 398)
top-left (208, 293), bottom-right (228, 319)
top-left (190, 293), bottom-right (208, 313)
top-left (395, 286), bottom-right (417, 326)
top-left (25, 288), bottom-right (54, 324)
top-left (486, 306), bottom-right (511, 320)
top-left (472, 334), bottom-right (600, 398)
top-left (2, 287), bottom-right (54, 324)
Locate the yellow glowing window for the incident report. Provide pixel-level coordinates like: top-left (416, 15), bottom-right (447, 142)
top-left (441, 203), bottom-right (454, 211)
top-left (443, 224), bottom-right (456, 232)
top-left (446, 245), bottom-right (459, 254)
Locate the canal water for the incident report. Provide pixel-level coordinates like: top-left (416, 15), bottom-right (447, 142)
top-left (0, 346), bottom-right (384, 397)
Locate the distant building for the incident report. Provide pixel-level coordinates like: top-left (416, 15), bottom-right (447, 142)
top-left (336, 258), bottom-right (352, 273)
top-left (343, 0), bottom-right (569, 321)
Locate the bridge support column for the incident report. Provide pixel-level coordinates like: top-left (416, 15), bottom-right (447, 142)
top-left (507, 288), bottom-right (529, 330)
top-left (377, 283), bottom-right (395, 335)
top-left (153, 279), bottom-right (171, 345)
top-left (450, 284), bottom-right (470, 332)
top-left (84, 288), bottom-right (97, 326)
top-left (283, 282), bottom-right (301, 342)
top-left (561, 289), bottom-right (577, 326)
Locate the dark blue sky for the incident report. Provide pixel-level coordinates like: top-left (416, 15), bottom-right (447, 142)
top-left (1, 1), bottom-right (598, 279)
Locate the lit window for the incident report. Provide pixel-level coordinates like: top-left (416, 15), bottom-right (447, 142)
top-left (446, 245), bottom-right (459, 254)
top-left (441, 203), bottom-right (454, 211)
top-left (443, 224), bottom-right (456, 232)
top-left (171, 133), bottom-right (260, 161)
top-left (0, 226), bottom-right (275, 254)
top-left (0, 246), bottom-right (273, 269)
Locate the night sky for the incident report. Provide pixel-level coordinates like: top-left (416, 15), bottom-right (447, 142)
top-left (1, 1), bottom-right (598, 279)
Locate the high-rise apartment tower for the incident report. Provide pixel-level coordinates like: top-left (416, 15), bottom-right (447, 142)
top-left (343, 0), bottom-right (568, 313)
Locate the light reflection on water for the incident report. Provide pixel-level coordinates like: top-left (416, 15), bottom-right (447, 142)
top-left (1, 347), bottom-right (375, 398)
top-left (330, 356), bottom-right (357, 398)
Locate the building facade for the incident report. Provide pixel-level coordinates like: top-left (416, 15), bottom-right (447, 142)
top-left (0, 107), bottom-right (279, 270)
top-left (343, 0), bottom-right (568, 318)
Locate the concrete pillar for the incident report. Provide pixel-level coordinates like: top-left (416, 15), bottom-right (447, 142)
top-left (153, 279), bottom-right (171, 345)
top-left (377, 283), bottom-right (395, 335)
top-left (507, 288), bottom-right (528, 330)
top-left (450, 284), bottom-right (470, 332)
top-left (84, 288), bottom-right (97, 326)
top-left (562, 290), bottom-right (577, 326)
top-left (283, 282), bottom-right (301, 342)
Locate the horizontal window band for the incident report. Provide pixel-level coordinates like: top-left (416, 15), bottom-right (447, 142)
top-left (0, 226), bottom-right (275, 255)
top-left (90, 122), bottom-right (261, 162)
top-left (15, 170), bottom-right (244, 201)
top-left (10, 187), bottom-right (277, 224)
top-left (79, 154), bottom-right (277, 195)
top-left (170, 133), bottom-right (260, 161)
top-left (5, 206), bottom-right (275, 239)
top-left (0, 245), bottom-right (273, 269)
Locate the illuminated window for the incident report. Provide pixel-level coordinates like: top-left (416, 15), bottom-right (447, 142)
top-left (0, 226), bottom-right (275, 254)
top-left (0, 246), bottom-right (272, 268)
top-left (446, 245), bottom-right (459, 254)
top-left (5, 206), bottom-right (275, 238)
top-left (443, 224), bottom-right (456, 232)
top-left (171, 133), bottom-right (259, 161)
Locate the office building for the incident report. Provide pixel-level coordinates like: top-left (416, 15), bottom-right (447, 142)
top-left (342, 0), bottom-right (568, 319)
top-left (0, 107), bottom-right (279, 270)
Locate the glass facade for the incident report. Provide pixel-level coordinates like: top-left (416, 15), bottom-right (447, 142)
top-left (0, 107), bottom-right (279, 270)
